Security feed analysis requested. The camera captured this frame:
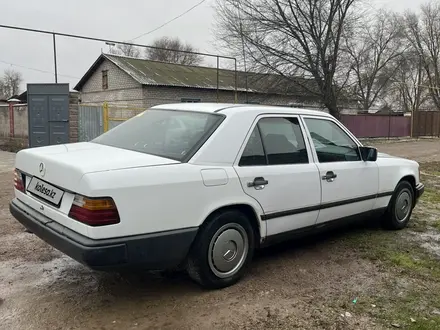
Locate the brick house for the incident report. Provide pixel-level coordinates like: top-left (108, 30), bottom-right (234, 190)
top-left (74, 53), bottom-right (322, 108)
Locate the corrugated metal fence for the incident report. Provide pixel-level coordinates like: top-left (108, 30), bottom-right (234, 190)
top-left (78, 105), bottom-right (103, 142)
top-left (413, 111), bottom-right (440, 137)
top-left (340, 114), bottom-right (411, 138)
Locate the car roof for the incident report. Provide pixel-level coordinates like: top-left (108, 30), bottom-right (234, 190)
top-left (151, 102), bottom-right (333, 118)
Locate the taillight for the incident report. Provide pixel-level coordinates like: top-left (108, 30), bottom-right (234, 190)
top-left (68, 195), bottom-right (120, 226)
top-left (14, 169), bottom-right (25, 192)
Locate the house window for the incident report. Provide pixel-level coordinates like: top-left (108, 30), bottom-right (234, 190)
top-left (102, 70), bottom-right (108, 90)
top-left (181, 98), bottom-right (201, 103)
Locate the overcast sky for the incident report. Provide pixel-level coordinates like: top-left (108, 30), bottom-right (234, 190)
top-left (0, 0), bottom-right (428, 92)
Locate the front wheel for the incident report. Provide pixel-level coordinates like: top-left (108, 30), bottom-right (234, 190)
top-left (382, 180), bottom-right (415, 230)
top-left (186, 210), bottom-right (255, 289)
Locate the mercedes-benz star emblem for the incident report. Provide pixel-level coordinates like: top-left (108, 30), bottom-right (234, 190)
top-left (39, 162), bottom-right (46, 177)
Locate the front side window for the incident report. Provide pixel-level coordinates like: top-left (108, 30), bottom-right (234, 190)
top-left (304, 118), bottom-right (360, 162)
top-left (239, 117), bottom-right (309, 166)
top-left (92, 109), bottom-right (223, 161)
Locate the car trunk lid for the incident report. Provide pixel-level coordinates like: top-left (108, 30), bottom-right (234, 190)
top-left (16, 142), bottom-right (179, 194)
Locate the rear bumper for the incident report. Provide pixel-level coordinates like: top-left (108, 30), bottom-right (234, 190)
top-left (415, 183), bottom-right (424, 204)
top-left (10, 198), bottom-right (198, 271)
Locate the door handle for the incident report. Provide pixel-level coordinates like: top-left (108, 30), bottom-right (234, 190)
top-left (322, 171), bottom-right (337, 182)
top-left (247, 177), bottom-right (268, 189)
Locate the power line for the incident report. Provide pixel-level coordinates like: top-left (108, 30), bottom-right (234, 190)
top-left (0, 59), bottom-right (80, 79)
top-left (129, 0), bottom-right (208, 41)
top-left (0, 24), bottom-right (235, 60)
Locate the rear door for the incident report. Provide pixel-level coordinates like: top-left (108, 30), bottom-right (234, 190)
top-left (301, 116), bottom-right (379, 224)
top-left (233, 115), bottom-right (321, 237)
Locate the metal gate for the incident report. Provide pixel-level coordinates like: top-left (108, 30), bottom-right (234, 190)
top-left (27, 83), bottom-right (70, 148)
top-left (78, 105), bottom-right (103, 142)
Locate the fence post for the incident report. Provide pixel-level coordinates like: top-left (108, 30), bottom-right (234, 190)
top-left (216, 56), bottom-right (219, 103)
top-left (388, 113), bottom-right (391, 139)
top-left (8, 103), bottom-right (14, 137)
top-left (410, 110), bottom-right (420, 138)
top-left (103, 102), bottom-right (109, 132)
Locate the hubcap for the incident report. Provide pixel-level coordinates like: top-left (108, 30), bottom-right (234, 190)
top-left (208, 223), bottom-right (249, 279)
top-left (395, 188), bottom-right (412, 222)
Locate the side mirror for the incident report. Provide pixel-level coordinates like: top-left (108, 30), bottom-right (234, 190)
top-left (359, 146), bottom-right (377, 162)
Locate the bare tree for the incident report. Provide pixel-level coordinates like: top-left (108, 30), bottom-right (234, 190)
top-left (0, 80), bottom-right (5, 99)
top-left (0, 69), bottom-right (23, 99)
top-left (145, 37), bottom-right (203, 65)
top-left (214, 0), bottom-right (361, 118)
top-left (386, 51), bottom-right (429, 112)
top-left (343, 10), bottom-right (406, 110)
top-left (404, 2), bottom-right (440, 110)
top-left (109, 43), bottom-right (142, 58)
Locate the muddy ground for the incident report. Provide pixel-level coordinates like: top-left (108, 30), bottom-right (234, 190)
top-left (1, 139), bottom-right (440, 330)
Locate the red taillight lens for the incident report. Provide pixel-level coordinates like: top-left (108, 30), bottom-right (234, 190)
top-left (68, 195), bottom-right (120, 226)
top-left (14, 169), bottom-right (25, 192)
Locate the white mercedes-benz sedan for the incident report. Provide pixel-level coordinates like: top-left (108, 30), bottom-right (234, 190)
top-left (10, 103), bottom-right (424, 289)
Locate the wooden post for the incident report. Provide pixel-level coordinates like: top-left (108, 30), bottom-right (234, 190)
top-left (103, 102), bottom-right (109, 132)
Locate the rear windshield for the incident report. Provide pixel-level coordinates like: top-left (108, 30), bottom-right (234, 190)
top-left (92, 109), bottom-right (224, 161)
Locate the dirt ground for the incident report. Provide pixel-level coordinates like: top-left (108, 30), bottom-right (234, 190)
top-left (1, 139), bottom-right (440, 330)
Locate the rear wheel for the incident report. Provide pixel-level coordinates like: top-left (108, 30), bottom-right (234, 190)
top-left (186, 210), bottom-right (255, 289)
top-left (382, 180), bottom-right (414, 230)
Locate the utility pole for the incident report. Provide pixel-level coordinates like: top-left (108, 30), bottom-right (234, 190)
top-left (53, 33), bottom-right (58, 83)
top-left (236, 0), bottom-right (248, 103)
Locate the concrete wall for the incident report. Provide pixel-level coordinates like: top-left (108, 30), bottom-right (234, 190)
top-left (0, 105), bottom-right (28, 138)
top-left (80, 59), bottom-right (144, 107)
top-left (0, 106), bottom-right (9, 138)
top-left (0, 104), bottom-right (29, 151)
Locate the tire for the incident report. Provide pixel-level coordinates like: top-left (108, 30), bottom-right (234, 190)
top-left (382, 180), bottom-right (415, 230)
top-left (186, 210), bottom-right (255, 289)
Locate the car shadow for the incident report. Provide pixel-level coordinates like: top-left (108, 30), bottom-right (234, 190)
top-left (254, 216), bottom-right (384, 260)
top-left (91, 216), bottom-right (386, 296)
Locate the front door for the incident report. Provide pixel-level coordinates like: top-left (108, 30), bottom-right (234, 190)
top-left (301, 116), bottom-right (379, 224)
top-left (234, 115), bottom-right (321, 237)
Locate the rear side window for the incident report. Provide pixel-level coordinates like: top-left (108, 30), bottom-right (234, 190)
top-left (239, 117), bottom-right (309, 166)
top-left (239, 126), bottom-right (266, 166)
top-left (92, 109), bottom-right (224, 161)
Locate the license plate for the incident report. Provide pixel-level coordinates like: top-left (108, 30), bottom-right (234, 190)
top-left (27, 177), bottom-right (64, 205)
